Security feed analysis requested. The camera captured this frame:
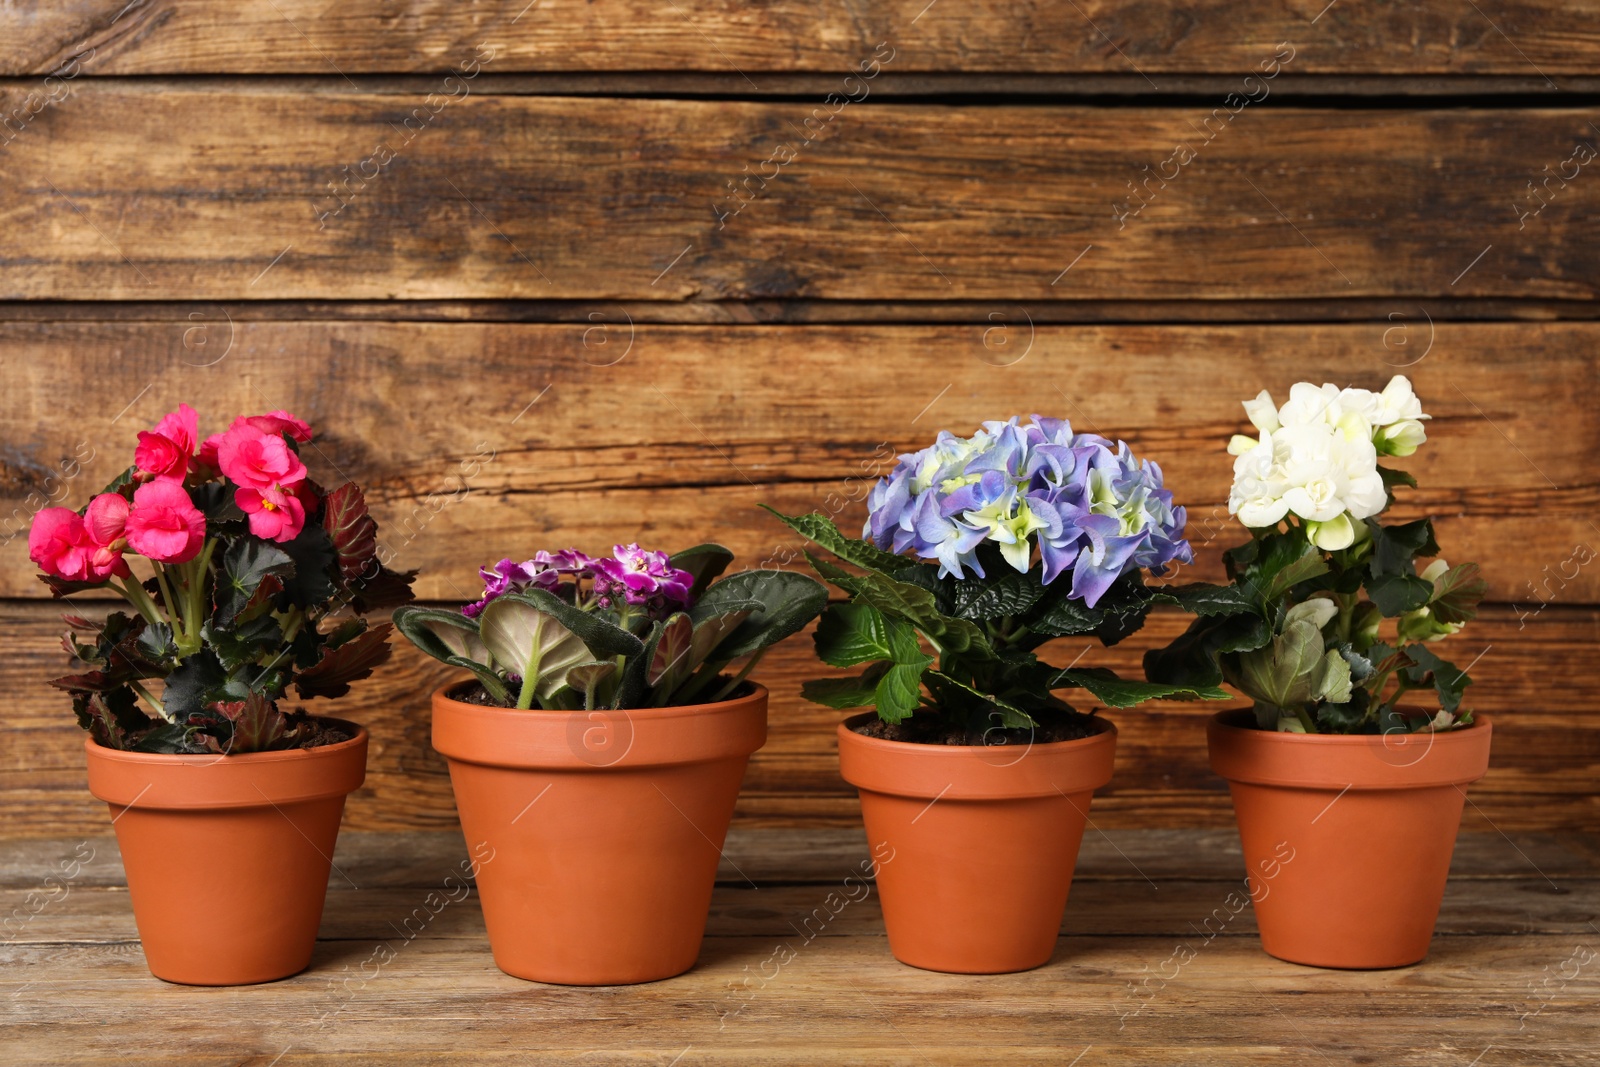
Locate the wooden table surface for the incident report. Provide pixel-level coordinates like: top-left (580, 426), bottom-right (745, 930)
top-left (3, 828), bottom-right (1597, 1066)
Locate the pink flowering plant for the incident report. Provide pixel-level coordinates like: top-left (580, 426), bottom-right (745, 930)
top-left (30, 405), bottom-right (415, 753)
top-left (394, 544), bottom-right (826, 709)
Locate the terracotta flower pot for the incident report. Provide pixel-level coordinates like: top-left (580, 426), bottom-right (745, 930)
top-left (84, 723), bottom-right (368, 985)
top-left (431, 682), bottom-right (767, 985)
top-left (836, 712), bottom-right (1117, 974)
top-left (1207, 709), bottom-right (1493, 969)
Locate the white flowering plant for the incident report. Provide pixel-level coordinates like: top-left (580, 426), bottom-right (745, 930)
top-left (1145, 376), bottom-right (1488, 734)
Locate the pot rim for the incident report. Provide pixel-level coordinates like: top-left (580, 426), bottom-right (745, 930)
top-left (836, 710), bottom-right (1118, 801)
top-left (1206, 708), bottom-right (1492, 790)
top-left (431, 680), bottom-right (769, 771)
top-left (430, 679), bottom-right (767, 721)
top-left (82, 718), bottom-right (368, 767)
top-left (836, 709), bottom-right (1114, 755)
top-left (1208, 707), bottom-right (1491, 744)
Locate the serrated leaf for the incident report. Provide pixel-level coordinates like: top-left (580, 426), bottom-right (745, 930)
top-left (1050, 667), bottom-right (1228, 708)
top-left (763, 506), bottom-right (914, 577)
top-left (349, 564), bottom-right (417, 614)
top-left (874, 663), bottom-right (924, 723)
top-left (926, 670), bottom-right (1035, 728)
top-left (813, 602), bottom-right (891, 668)
top-left (162, 648), bottom-right (227, 721)
top-left (1367, 571), bottom-right (1434, 616)
top-left (1369, 518), bottom-right (1438, 577)
top-left (323, 483), bottom-right (379, 583)
top-left (1149, 582), bottom-right (1258, 617)
top-left (294, 622), bottom-right (394, 699)
top-left (1144, 612), bottom-right (1273, 689)
top-left (1377, 465), bottom-right (1419, 490)
top-left (215, 539), bottom-right (296, 628)
top-left (801, 664), bottom-right (889, 710)
top-left (277, 525), bottom-right (338, 609)
top-left (1429, 561), bottom-right (1487, 625)
top-left (811, 559), bottom-right (993, 659)
top-left (950, 567), bottom-right (1046, 621)
top-left (1403, 643), bottom-right (1471, 713)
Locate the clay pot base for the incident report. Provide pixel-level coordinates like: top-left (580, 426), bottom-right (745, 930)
top-left (838, 712), bottom-right (1118, 975)
top-left (84, 723), bottom-right (368, 986)
top-left (433, 684), bottom-right (768, 986)
top-left (1208, 710), bottom-right (1493, 970)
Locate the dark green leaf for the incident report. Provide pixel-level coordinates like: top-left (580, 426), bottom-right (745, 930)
top-left (187, 482), bottom-right (246, 526)
top-left (669, 544), bottom-right (735, 600)
top-left (1377, 465), bottom-right (1419, 490)
top-left (204, 614), bottom-right (283, 672)
top-left (215, 538), bottom-right (296, 627)
top-left (800, 663), bottom-right (890, 710)
top-left (874, 663), bottom-right (924, 723)
top-left (1429, 562), bottom-right (1488, 625)
top-left (162, 649), bottom-right (227, 720)
top-left (813, 602), bottom-right (892, 668)
top-left (1143, 612), bottom-right (1272, 689)
top-left (277, 525), bottom-right (338, 609)
top-left (691, 569), bottom-right (828, 660)
top-left (513, 587), bottom-right (645, 660)
top-left (1050, 667), bottom-right (1228, 708)
top-left (949, 567), bottom-right (1045, 621)
top-left (1368, 518), bottom-right (1438, 577)
top-left (1149, 582), bottom-right (1258, 617)
top-left (763, 506), bottom-right (914, 577)
top-left (392, 606), bottom-right (487, 664)
top-left (1367, 572), bottom-right (1434, 616)
top-left (1262, 550), bottom-right (1332, 602)
top-left (1403, 644), bottom-right (1471, 713)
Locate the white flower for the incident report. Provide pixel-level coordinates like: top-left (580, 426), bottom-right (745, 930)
top-left (1227, 383), bottom-right (1388, 534)
top-left (1376, 418), bottom-right (1427, 457)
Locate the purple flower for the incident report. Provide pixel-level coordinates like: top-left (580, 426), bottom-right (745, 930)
top-left (591, 543), bottom-right (694, 617)
top-left (862, 415), bottom-right (1192, 607)
top-left (461, 550), bottom-right (596, 617)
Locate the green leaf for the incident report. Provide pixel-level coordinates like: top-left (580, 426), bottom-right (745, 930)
top-left (135, 622), bottom-right (178, 669)
top-left (1236, 617), bottom-right (1327, 708)
top-left (564, 660), bottom-right (617, 710)
top-left (801, 664), bottom-right (889, 710)
top-left (1403, 644), bottom-right (1471, 713)
top-left (186, 482), bottom-right (246, 527)
top-left (669, 543), bottom-right (735, 599)
top-left (1050, 667), bottom-right (1228, 708)
top-left (1149, 582), bottom-right (1258, 617)
top-left (691, 569), bottom-right (828, 660)
top-left (480, 596), bottom-right (594, 706)
top-left (277, 525), bottom-right (338, 609)
top-left (1312, 647), bottom-right (1353, 704)
top-left (215, 539), bottom-right (295, 628)
top-left (1367, 572), bottom-right (1434, 616)
top-left (1377, 465), bottom-right (1418, 490)
top-left (950, 567), bottom-right (1046, 621)
top-left (1369, 518), bottom-right (1438, 577)
top-left (686, 610), bottom-right (753, 671)
top-left (812, 558), bottom-right (993, 659)
top-left (162, 648), bottom-right (227, 721)
top-left (1262, 550), bottom-right (1332, 602)
top-left (392, 606), bottom-right (488, 665)
top-left (1429, 562), bottom-right (1488, 625)
top-left (1024, 595), bottom-right (1100, 637)
top-left (763, 506), bottom-right (913, 577)
top-left (203, 614), bottom-right (282, 672)
top-left (926, 670), bottom-right (1035, 728)
top-left (1144, 612), bottom-right (1272, 689)
top-left (874, 663), bottom-right (924, 723)
top-left (813, 602), bottom-right (891, 668)
top-left (513, 587), bottom-right (645, 660)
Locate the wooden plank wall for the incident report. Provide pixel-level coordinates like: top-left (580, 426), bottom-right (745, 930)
top-left (1, 2), bottom-right (1595, 836)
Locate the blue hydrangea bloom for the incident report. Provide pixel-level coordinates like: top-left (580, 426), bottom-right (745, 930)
top-left (863, 415), bottom-right (1192, 606)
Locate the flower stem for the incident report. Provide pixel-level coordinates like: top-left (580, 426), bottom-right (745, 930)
top-left (114, 578), bottom-right (162, 625)
top-left (152, 563), bottom-right (180, 629)
top-left (130, 679), bottom-right (168, 720)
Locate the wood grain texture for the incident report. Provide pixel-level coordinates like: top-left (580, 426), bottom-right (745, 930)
top-left (2, 601), bottom-right (1595, 837)
top-left (6, 1), bottom-right (1600, 76)
top-left (0, 830), bottom-right (1595, 1066)
top-left (0, 320), bottom-right (1594, 602)
top-left (3, 91), bottom-right (1599, 301)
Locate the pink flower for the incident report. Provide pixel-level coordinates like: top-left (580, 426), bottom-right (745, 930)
top-left (124, 481), bottom-right (207, 563)
top-left (133, 404), bottom-right (200, 483)
top-left (245, 410), bottom-right (313, 443)
top-left (197, 433), bottom-right (224, 472)
top-left (29, 508), bottom-right (93, 582)
top-left (82, 494), bottom-right (132, 580)
top-left (217, 422), bottom-right (308, 491)
top-left (236, 484), bottom-right (307, 543)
